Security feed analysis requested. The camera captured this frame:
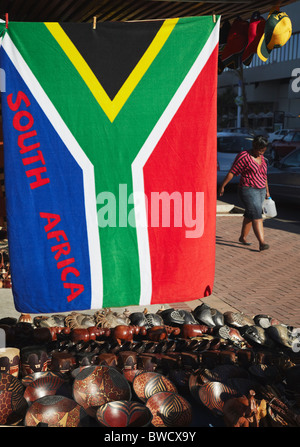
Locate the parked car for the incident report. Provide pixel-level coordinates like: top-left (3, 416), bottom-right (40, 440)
top-left (268, 128), bottom-right (289, 143)
top-left (217, 133), bottom-right (254, 184)
top-left (253, 127), bottom-right (271, 138)
top-left (221, 127), bottom-right (255, 135)
top-left (268, 148), bottom-right (300, 203)
top-left (270, 130), bottom-right (300, 161)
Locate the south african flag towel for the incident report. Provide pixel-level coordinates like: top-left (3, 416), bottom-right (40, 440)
top-left (0, 16), bottom-right (219, 313)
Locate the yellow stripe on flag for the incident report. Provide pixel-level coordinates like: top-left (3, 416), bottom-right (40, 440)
top-left (45, 19), bottom-right (178, 122)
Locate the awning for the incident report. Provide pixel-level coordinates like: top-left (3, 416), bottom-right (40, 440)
top-left (0, 0), bottom-right (296, 23)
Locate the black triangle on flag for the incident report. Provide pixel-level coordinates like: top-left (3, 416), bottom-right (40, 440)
top-left (60, 21), bottom-right (164, 101)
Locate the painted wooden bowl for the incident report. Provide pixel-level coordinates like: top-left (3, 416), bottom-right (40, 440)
top-left (21, 371), bottom-right (67, 387)
top-left (73, 365), bottom-right (131, 417)
top-left (133, 372), bottom-right (177, 402)
top-left (198, 381), bottom-right (239, 415)
top-left (71, 366), bottom-right (90, 379)
top-left (0, 372), bottom-right (28, 425)
top-left (96, 400), bottom-right (152, 427)
top-left (188, 368), bottom-right (207, 402)
top-left (188, 366), bottom-right (245, 402)
top-left (146, 391), bottom-right (192, 427)
top-left (24, 395), bottom-right (84, 427)
top-left (122, 369), bottom-right (145, 383)
top-left (24, 374), bottom-right (72, 404)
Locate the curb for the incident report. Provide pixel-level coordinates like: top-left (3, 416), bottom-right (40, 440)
top-left (217, 203), bottom-right (244, 216)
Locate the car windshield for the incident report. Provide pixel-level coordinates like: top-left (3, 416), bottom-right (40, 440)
top-left (217, 136), bottom-right (253, 153)
top-left (281, 150), bottom-right (300, 168)
top-left (283, 131), bottom-right (300, 142)
top-left (293, 132), bottom-right (300, 142)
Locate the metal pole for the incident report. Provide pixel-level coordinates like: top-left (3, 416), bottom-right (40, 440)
top-left (237, 80), bottom-right (242, 128)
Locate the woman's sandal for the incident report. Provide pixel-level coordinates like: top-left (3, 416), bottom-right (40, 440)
top-left (259, 243), bottom-right (270, 251)
top-left (238, 237), bottom-right (252, 246)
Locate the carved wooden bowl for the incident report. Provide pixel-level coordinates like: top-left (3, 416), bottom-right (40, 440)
top-left (0, 372), bottom-right (28, 425)
top-left (24, 374), bottom-right (72, 405)
top-left (189, 367), bottom-right (217, 401)
top-left (189, 364), bottom-right (249, 401)
top-left (73, 365), bottom-right (131, 417)
top-left (122, 369), bottom-right (145, 383)
top-left (96, 400), bottom-right (152, 427)
top-left (71, 366), bottom-right (90, 379)
top-left (24, 395), bottom-right (84, 427)
top-left (21, 371), bottom-right (66, 387)
top-left (146, 391), bottom-right (192, 427)
top-left (198, 381), bottom-right (239, 415)
top-left (133, 372), bottom-right (177, 402)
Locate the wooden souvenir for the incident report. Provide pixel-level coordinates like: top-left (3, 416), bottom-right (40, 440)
top-left (23, 374), bottom-right (72, 404)
top-left (73, 365), bottom-right (131, 417)
top-left (0, 348), bottom-right (20, 377)
top-left (146, 391), bottom-right (192, 427)
top-left (20, 345), bottom-right (48, 377)
top-left (0, 372), bottom-right (27, 425)
top-left (25, 395), bottom-right (84, 427)
top-left (96, 400), bottom-right (152, 427)
top-left (133, 371), bottom-right (177, 402)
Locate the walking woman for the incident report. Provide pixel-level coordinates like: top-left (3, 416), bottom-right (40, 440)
top-left (218, 135), bottom-right (270, 251)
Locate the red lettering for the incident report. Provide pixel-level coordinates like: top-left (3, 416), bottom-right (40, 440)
top-left (61, 266), bottom-right (80, 281)
top-left (26, 166), bottom-right (50, 189)
top-left (22, 150), bottom-right (46, 166)
top-left (7, 91), bottom-right (30, 111)
top-left (40, 212), bottom-right (84, 303)
top-left (13, 110), bottom-right (34, 132)
top-left (40, 212), bottom-right (61, 232)
top-left (51, 242), bottom-right (71, 261)
top-left (18, 130), bottom-right (40, 154)
top-left (8, 91), bottom-right (48, 190)
top-left (57, 257), bottom-right (75, 269)
top-left (64, 283), bottom-right (85, 302)
top-left (47, 229), bottom-right (68, 242)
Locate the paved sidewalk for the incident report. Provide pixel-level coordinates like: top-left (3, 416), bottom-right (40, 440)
top-left (0, 205), bottom-right (299, 328)
top-left (209, 212), bottom-right (300, 327)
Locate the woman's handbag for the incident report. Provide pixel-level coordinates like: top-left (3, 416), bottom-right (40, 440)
top-left (262, 197), bottom-right (277, 218)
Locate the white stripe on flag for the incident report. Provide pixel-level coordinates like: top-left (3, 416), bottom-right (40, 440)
top-left (131, 18), bottom-right (220, 306)
top-left (2, 34), bottom-right (103, 310)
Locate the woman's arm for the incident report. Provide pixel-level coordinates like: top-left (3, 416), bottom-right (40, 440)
top-left (218, 171), bottom-right (234, 196)
top-left (265, 179), bottom-right (270, 198)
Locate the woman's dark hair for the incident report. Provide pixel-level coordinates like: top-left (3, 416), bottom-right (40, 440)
top-left (252, 135), bottom-right (268, 150)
